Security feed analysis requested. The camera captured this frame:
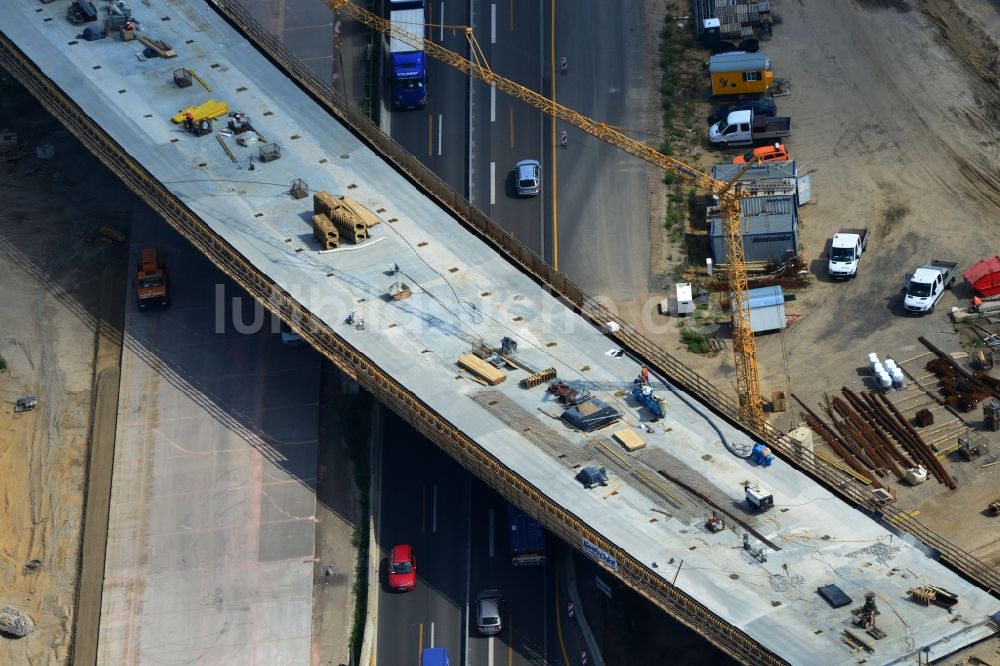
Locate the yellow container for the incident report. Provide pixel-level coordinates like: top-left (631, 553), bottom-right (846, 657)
top-left (709, 53), bottom-right (773, 97)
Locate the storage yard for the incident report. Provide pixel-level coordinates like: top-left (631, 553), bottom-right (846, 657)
top-left (1, 0), bottom-right (1000, 664)
top-left (646, 0), bottom-right (1000, 590)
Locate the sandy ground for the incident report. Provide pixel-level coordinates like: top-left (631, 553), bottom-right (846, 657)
top-left (0, 81), bottom-right (131, 663)
top-left (622, 0), bottom-right (1000, 564)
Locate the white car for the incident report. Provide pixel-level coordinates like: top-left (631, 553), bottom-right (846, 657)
top-left (280, 321), bottom-right (304, 346)
top-left (514, 160), bottom-right (541, 197)
top-left (475, 589), bottom-right (504, 635)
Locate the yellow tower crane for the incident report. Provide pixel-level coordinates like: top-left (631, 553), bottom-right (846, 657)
top-left (326, 0), bottom-right (765, 426)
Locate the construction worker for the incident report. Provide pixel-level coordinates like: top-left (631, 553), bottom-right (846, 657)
top-left (641, 366), bottom-right (650, 384)
top-left (972, 296), bottom-right (983, 313)
top-left (183, 112), bottom-right (194, 133)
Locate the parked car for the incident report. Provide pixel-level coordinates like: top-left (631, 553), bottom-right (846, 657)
top-left (388, 544), bottom-right (416, 592)
top-left (514, 160), bottom-right (541, 197)
top-left (280, 321), bottom-right (304, 346)
top-left (732, 142), bottom-right (789, 165)
top-left (475, 589), bottom-right (504, 634)
top-left (711, 40), bottom-right (738, 54)
top-left (709, 98), bottom-right (777, 124)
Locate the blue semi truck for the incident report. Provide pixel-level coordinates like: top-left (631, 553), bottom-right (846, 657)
top-left (389, 0), bottom-right (427, 109)
top-left (421, 647), bottom-right (449, 666)
top-left (508, 503), bottom-right (546, 566)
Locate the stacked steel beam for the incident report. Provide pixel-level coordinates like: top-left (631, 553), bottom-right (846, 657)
top-left (796, 387), bottom-right (957, 490)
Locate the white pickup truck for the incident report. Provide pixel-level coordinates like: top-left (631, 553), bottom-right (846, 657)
top-left (827, 228), bottom-right (870, 279)
top-left (903, 259), bottom-right (959, 314)
top-left (708, 110), bottom-right (791, 148)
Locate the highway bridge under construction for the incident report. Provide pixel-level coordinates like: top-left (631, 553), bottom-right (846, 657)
top-left (2, 0), bottom-right (998, 664)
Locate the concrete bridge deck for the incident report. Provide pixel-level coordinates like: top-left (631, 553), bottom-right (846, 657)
top-left (2, 0), bottom-right (998, 663)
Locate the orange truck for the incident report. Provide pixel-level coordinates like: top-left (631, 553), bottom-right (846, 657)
top-left (135, 247), bottom-right (168, 310)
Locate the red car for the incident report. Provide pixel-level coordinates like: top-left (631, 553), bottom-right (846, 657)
top-left (388, 544), bottom-right (416, 592)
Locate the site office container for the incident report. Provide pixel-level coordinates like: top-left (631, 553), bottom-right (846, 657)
top-left (709, 196), bottom-right (798, 263)
top-left (709, 52), bottom-right (773, 96)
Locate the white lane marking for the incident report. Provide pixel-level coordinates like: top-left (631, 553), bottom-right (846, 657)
top-left (431, 620), bottom-right (435, 646)
top-left (432, 483), bottom-right (438, 533)
top-left (488, 508), bottom-right (495, 557)
top-left (491, 4), bottom-right (496, 44)
top-left (437, 114), bottom-right (443, 157)
top-left (490, 85), bottom-right (495, 123)
top-left (439, 2), bottom-right (444, 41)
top-left (488, 636), bottom-right (495, 666)
top-left (463, 476), bottom-right (472, 666)
top-left (490, 162), bottom-right (496, 206)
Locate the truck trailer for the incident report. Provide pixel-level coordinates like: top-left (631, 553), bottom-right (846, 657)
top-left (389, 0), bottom-right (427, 109)
top-left (421, 647), bottom-right (449, 666)
top-left (507, 503), bottom-right (546, 566)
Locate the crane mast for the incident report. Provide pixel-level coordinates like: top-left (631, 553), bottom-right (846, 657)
top-left (326, 0), bottom-right (764, 426)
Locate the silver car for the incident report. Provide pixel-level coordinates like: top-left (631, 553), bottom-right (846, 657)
top-left (514, 160), bottom-right (541, 197)
top-left (475, 589), bottom-right (504, 635)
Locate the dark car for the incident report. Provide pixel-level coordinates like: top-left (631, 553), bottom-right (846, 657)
top-left (709, 99), bottom-right (777, 124)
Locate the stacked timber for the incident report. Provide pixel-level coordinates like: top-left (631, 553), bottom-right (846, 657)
top-left (457, 353), bottom-right (506, 385)
top-left (340, 196), bottom-right (382, 228)
top-left (313, 191), bottom-right (369, 244)
top-left (312, 213), bottom-right (339, 250)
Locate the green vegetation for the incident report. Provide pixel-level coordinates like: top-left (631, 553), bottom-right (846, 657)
top-left (680, 327), bottom-right (713, 354)
top-left (0, 354), bottom-right (6, 372)
top-left (336, 391), bottom-right (374, 659)
top-left (658, 7), bottom-right (702, 249)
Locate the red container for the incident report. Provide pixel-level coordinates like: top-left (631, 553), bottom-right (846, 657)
top-left (964, 256), bottom-right (1000, 297)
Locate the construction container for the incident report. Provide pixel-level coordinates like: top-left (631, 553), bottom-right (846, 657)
top-left (259, 143), bottom-right (281, 162)
top-left (743, 286), bottom-right (786, 333)
top-left (173, 69), bottom-right (192, 88)
top-left (709, 206), bottom-right (798, 263)
top-left (712, 162), bottom-right (811, 206)
top-left (985, 400), bottom-right (1000, 431)
top-left (963, 256), bottom-right (1000, 297)
top-left (676, 282), bottom-right (694, 316)
top-left (709, 52), bottom-right (773, 96)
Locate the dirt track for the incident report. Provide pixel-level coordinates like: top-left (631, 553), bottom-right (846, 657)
top-left (0, 87), bottom-right (130, 664)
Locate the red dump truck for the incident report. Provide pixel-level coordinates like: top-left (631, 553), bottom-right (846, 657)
top-left (135, 247), bottom-right (169, 310)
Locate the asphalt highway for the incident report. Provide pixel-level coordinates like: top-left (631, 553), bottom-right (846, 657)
top-left (376, 412), bottom-right (556, 666)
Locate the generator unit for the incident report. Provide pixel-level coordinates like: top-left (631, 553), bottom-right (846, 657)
top-left (745, 484), bottom-right (774, 512)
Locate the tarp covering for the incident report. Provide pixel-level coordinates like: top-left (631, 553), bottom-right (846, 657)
top-left (964, 256), bottom-right (1000, 297)
top-left (561, 399), bottom-right (621, 432)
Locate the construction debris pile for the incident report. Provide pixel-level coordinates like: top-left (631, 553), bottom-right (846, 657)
top-left (710, 254), bottom-right (810, 292)
top-left (920, 335), bottom-right (1000, 412)
top-left (0, 606), bottom-right (35, 638)
top-left (797, 386), bottom-right (958, 490)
